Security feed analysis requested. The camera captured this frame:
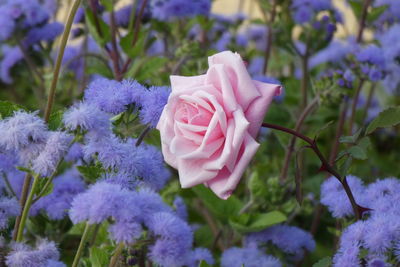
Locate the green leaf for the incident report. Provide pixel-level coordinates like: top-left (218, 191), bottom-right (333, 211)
top-left (16, 166), bottom-right (34, 174)
top-left (120, 30), bottom-right (149, 59)
top-left (0, 101), bottom-right (25, 119)
top-left (99, 0), bottom-right (113, 11)
top-left (248, 172), bottom-right (267, 199)
top-left (90, 247), bottom-right (109, 267)
top-left (48, 110), bottom-right (64, 130)
top-left (198, 260), bottom-right (212, 267)
top-left (347, 145), bottom-right (367, 160)
top-left (348, 0), bottom-right (363, 18)
top-left (366, 106), bottom-right (400, 134)
top-left (312, 256), bottom-right (332, 267)
top-left (367, 5), bottom-right (388, 23)
top-left (85, 9), bottom-right (111, 47)
top-left (126, 57), bottom-right (169, 82)
top-left (77, 165), bottom-right (103, 182)
top-left (37, 178), bottom-right (54, 197)
top-left (229, 211), bottom-right (287, 233)
top-left (192, 185), bottom-right (243, 222)
top-left (339, 129), bottom-right (362, 144)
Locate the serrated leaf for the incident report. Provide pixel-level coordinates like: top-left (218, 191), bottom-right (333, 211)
top-left (366, 106), bottom-right (400, 134)
top-left (0, 101), bottom-right (25, 119)
top-left (358, 136), bottom-right (371, 150)
top-left (229, 211), bottom-right (287, 233)
top-left (339, 129), bottom-right (362, 144)
top-left (90, 247), bottom-right (109, 267)
top-left (48, 110), bottom-right (64, 130)
top-left (77, 165), bottom-right (103, 182)
top-left (313, 256), bottom-right (332, 267)
top-left (347, 145), bottom-right (367, 160)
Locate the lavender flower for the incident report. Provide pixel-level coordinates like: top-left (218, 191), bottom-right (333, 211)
top-left (320, 175), bottom-right (365, 218)
top-left (186, 248), bottom-right (214, 267)
top-left (0, 46), bottom-right (24, 84)
top-left (0, 197), bottom-right (20, 229)
top-left (221, 247), bottom-right (281, 267)
top-left (139, 86), bottom-right (171, 128)
top-left (64, 143), bottom-right (84, 162)
top-left (332, 244), bottom-right (361, 267)
top-left (151, 0), bottom-right (211, 21)
top-left (0, 110), bottom-right (48, 151)
top-left (24, 22), bottom-right (63, 46)
top-left (173, 196), bottom-right (188, 221)
top-left (108, 221), bottom-right (143, 244)
top-left (31, 131), bottom-right (72, 176)
top-left (246, 225), bottom-right (316, 260)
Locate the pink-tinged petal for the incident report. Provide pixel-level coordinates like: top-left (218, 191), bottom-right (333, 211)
top-left (246, 81), bottom-right (282, 138)
top-left (206, 133), bottom-right (260, 199)
top-left (203, 109), bottom-right (249, 172)
top-left (208, 51), bottom-right (261, 111)
top-left (170, 75), bottom-right (206, 93)
top-left (177, 158), bottom-right (218, 188)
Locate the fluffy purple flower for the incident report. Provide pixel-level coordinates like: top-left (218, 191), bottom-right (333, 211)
top-left (0, 10), bottom-right (15, 41)
top-left (245, 25), bottom-right (267, 51)
top-left (151, 0), bottom-right (211, 21)
top-left (0, 110), bottom-right (48, 151)
top-left (102, 172), bottom-right (138, 191)
top-left (6, 240), bottom-right (61, 267)
top-left (320, 175), bottom-right (365, 218)
top-left (0, 197), bottom-right (20, 229)
top-left (63, 102), bottom-right (111, 136)
top-left (31, 131), bottom-right (72, 176)
top-left (149, 239), bottom-right (190, 267)
top-left (134, 188), bottom-right (172, 222)
top-left (173, 196), bottom-right (188, 221)
top-left (0, 45), bottom-right (24, 84)
top-left (332, 244), bottom-right (361, 267)
top-left (221, 247), bottom-right (281, 267)
top-left (32, 169), bottom-right (85, 220)
top-left (139, 86), bottom-right (171, 128)
top-left (246, 225), bottom-right (315, 260)
top-left (108, 221), bottom-right (143, 244)
top-left (356, 45), bottom-right (386, 68)
top-left (186, 248), bottom-right (214, 267)
top-left (25, 22), bottom-right (63, 46)
top-left (339, 220), bottom-right (366, 248)
top-left (84, 77), bottom-right (146, 114)
top-left (64, 143), bottom-right (84, 162)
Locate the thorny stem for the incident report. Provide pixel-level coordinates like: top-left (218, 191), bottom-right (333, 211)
top-left (356, 0), bottom-right (372, 43)
top-left (280, 96), bottom-right (319, 181)
top-left (263, 0), bottom-right (277, 74)
top-left (109, 243), bottom-right (125, 267)
top-left (16, 174), bottom-right (40, 242)
top-left (44, 0), bottom-right (82, 122)
top-left (348, 79), bottom-right (365, 135)
top-left (12, 173), bottom-right (32, 241)
top-left (72, 222), bottom-right (91, 267)
top-left (262, 122), bottom-right (364, 220)
top-left (136, 125), bottom-right (152, 146)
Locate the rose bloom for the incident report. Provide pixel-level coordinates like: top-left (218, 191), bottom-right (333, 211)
top-left (157, 51), bottom-right (281, 199)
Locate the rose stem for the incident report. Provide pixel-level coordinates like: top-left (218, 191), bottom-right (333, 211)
top-left (262, 122), bottom-right (363, 220)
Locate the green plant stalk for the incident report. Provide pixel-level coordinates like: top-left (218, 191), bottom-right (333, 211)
top-left (109, 243), bottom-right (125, 267)
top-left (44, 0), bottom-right (82, 122)
top-left (12, 174), bottom-right (32, 241)
top-left (72, 222), bottom-right (92, 267)
top-left (16, 174), bottom-right (40, 242)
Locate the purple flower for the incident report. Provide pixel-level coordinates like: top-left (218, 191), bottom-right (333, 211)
top-left (246, 225), bottom-right (315, 260)
top-left (0, 111), bottom-right (48, 151)
top-left (173, 196), bottom-right (188, 221)
top-left (31, 131), bottom-right (72, 176)
top-left (221, 247), bottom-right (281, 267)
top-left (0, 45), bottom-right (24, 84)
top-left (186, 248), bottom-right (214, 267)
top-left (320, 175), bottom-right (365, 218)
top-left (0, 197), bottom-right (20, 229)
top-left (24, 22), bottom-right (63, 46)
top-left (332, 244), bottom-right (361, 267)
top-left (108, 221), bottom-right (143, 244)
top-left (139, 86), bottom-right (171, 128)
top-left (151, 0), bottom-right (210, 21)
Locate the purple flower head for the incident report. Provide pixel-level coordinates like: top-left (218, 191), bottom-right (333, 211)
top-left (221, 247), bottom-right (281, 267)
top-left (64, 143), bottom-right (84, 162)
top-left (31, 131), bottom-right (72, 176)
top-left (293, 6), bottom-right (314, 24)
top-left (139, 86), bottom-right (171, 128)
top-left (0, 110), bottom-right (48, 151)
top-left (356, 45), bottom-right (386, 69)
top-left (245, 225), bottom-right (315, 260)
top-left (0, 197), bottom-right (20, 229)
top-left (367, 258), bottom-right (388, 267)
top-left (134, 188), bottom-right (172, 222)
top-left (33, 168), bottom-right (85, 220)
top-left (6, 240), bottom-right (61, 267)
top-left (320, 175), bottom-right (365, 218)
top-left (24, 22), bottom-right (63, 46)
top-left (84, 77), bottom-right (146, 114)
top-left (246, 25), bottom-right (268, 51)
top-left (63, 102), bottom-right (111, 136)
top-left (149, 239), bottom-right (191, 267)
top-left (151, 0), bottom-right (209, 21)
top-left (0, 45), bottom-right (24, 84)
top-left (186, 248), bottom-right (214, 267)
top-left (108, 221), bottom-right (143, 244)
top-left (173, 196), bottom-right (188, 221)
top-left (332, 244), bottom-right (361, 267)
top-left (339, 220), bottom-right (366, 248)
top-left (0, 10), bottom-right (15, 41)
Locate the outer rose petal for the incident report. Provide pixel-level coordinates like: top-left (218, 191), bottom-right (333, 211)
top-left (206, 133), bottom-right (260, 199)
top-left (246, 80), bottom-right (282, 138)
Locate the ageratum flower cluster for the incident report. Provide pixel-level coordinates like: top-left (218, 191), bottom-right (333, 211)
top-left (321, 176), bottom-right (400, 266)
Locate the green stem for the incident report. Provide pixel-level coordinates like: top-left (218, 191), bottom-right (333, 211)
top-left (44, 0), bottom-right (82, 122)
top-left (109, 243), bottom-right (125, 267)
top-left (72, 222), bottom-right (91, 267)
top-left (32, 159), bottom-right (64, 204)
top-left (16, 174), bottom-right (40, 242)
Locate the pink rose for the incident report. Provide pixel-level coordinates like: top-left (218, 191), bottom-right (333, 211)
top-left (157, 51), bottom-right (281, 199)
